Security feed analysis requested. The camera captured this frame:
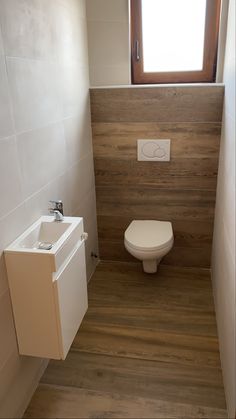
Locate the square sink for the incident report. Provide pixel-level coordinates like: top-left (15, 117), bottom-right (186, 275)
top-left (19, 221), bottom-right (71, 250)
top-left (5, 216), bottom-right (84, 272)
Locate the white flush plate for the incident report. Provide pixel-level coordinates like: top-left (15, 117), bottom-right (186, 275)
top-left (137, 139), bottom-right (171, 162)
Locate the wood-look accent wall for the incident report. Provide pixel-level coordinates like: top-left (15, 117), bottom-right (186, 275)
top-left (90, 86), bottom-right (224, 268)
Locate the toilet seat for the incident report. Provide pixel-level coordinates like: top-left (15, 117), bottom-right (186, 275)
top-left (125, 220), bottom-right (173, 252)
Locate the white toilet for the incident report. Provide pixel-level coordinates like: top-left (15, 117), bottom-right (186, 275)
top-left (124, 220), bottom-right (174, 273)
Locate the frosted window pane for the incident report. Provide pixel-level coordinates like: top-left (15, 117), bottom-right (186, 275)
top-left (142, 0), bottom-right (207, 72)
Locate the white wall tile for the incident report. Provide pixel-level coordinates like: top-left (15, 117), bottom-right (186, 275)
top-left (74, 188), bottom-right (99, 280)
top-left (0, 202), bottom-right (29, 298)
top-left (87, 21), bottom-right (129, 67)
top-left (215, 183), bottom-right (235, 260)
top-left (24, 172), bottom-right (71, 224)
top-left (67, 154), bottom-right (95, 213)
top-left (0, 291), bottom-right (18, 370)
top-left (0, 137), bottom-right (23, 218)
top-left (64, 110), bottom-right (93, 166)
top-left (74, 186), bottom-right (97, 232)
top-left (0, 257), bottom-right (8, 299)
top-left (0, 204), bottom-right (29, 252)
top-left (6, 57), bottom-right (63, 132)
top-left (78, 0), bottom-right (87, 20)
top-left (86, 0), bottom-right (131, 86)
top-left (60, 62), bottom-right (89, 118)
top-left (0, 26), bottom-right (4, 55)
top-left (0, 57), bottom-right (14, 139)
top-left (89, 64), bottom-right (131, 86)
top-left (86, 0), bottom-right (129, 22)
top-left (58, 0), bottom-right (87, 20)
top-left (212, 220), bottom-right (235, 414)
top-left (0, 352), bottom-right (45, 418)
top-left (54, 5), bottom-right (89, 66)
top-left (0, 346), bottom-right (21, 403)
top-left (218, 110), bottom-right (235, 180)
top-left (17, 122), bottom-right (66, 199)
top-left (0, 0), bottom-right (58, 60)
top-left (222, 0), bottom-right (236, 120)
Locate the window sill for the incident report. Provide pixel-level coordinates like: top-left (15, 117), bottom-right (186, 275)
top-left (89, 83), bottom-right (225, 89)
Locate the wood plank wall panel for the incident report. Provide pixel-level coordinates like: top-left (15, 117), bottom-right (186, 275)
top-left (90, 86), bottom-right (224, 268)
top-left (90, 87), bottom-right (224, 123)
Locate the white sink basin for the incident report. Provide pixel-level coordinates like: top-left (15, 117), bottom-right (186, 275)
top-left (19, 221), bottom-right (71, 250)
top-left (5, 216), bottom-right (84, 272)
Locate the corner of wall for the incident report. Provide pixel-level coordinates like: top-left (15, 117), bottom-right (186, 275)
top-left (216, 0), bottom-right (230, 82)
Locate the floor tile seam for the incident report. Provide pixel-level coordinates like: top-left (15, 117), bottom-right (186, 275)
top-left (68, 348), bottom-right (223, 371)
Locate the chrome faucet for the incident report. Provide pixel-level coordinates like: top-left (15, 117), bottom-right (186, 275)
top-left (49, 200), bottom-right (64, 222)
top-left (50, 209), bottom-right (64, 222)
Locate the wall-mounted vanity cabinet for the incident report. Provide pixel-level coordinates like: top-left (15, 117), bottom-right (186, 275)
top-left (4, 216), bottom-right (88, 360)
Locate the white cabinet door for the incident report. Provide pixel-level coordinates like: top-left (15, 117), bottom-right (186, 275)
top-left (53, 241), bottom-right (88, 359)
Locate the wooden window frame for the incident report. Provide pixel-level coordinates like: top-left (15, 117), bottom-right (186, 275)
top-left (131, 0), bottom-right (221, 84)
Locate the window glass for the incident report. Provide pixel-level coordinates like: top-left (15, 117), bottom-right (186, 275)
top-left (142, 0), bottom-right (207, 73)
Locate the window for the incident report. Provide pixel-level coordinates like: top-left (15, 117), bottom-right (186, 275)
top-left (131, 0), bottom-right (221, 84)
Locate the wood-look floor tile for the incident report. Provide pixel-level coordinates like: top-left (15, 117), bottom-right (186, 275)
top-left (24, 262), bottom-right (226, 419)
top-left (72, 324), bottom-right (220, 368)
top-left (42, 352), bottom-right (225, 410)
top-left (24, 384), bottom-right (227, 419)
top-left (88, 263), bottom-right (216, 312)
top-left (78, 305), bottom-right (218, 338)
top-left (71, 264), bottom-right (220, 368)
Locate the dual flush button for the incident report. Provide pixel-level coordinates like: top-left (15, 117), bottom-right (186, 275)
top-left (137, 139), bottom-right (171, 162)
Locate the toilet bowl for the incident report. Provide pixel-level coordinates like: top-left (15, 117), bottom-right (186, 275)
top-left (124, 220), bottom-right (174, 273)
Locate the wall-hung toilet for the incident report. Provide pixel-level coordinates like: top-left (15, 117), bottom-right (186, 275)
top-left (124, 220), bottom-right (174, 273)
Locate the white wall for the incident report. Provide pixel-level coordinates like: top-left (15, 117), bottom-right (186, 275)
top-left (212, 0), bottom-right (236, 418)
top-left (0, 0), bottom-right (98, 417)
top-left (86, 0), bottom-right (130, 86)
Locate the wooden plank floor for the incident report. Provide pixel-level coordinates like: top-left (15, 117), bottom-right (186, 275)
top-left (24, 262), bottom-right (227, 419)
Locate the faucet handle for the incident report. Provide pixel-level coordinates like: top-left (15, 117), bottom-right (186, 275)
top-left (49, 200), bottom-right (64, 215)
top-left (49, 200), bottom-right (62, 204)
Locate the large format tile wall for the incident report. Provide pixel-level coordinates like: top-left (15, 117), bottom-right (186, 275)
top-left (86, 0), bottom-right (130, 86)
top-left (91, 86), bottom-right (224, 268)
top-left (212, 0), bottom-right (236, 416)
top-left (0, 1), bottom-right (97, 417)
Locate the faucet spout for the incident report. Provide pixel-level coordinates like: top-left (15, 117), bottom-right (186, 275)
top-left (50, 209), bottom-right (64, 222)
